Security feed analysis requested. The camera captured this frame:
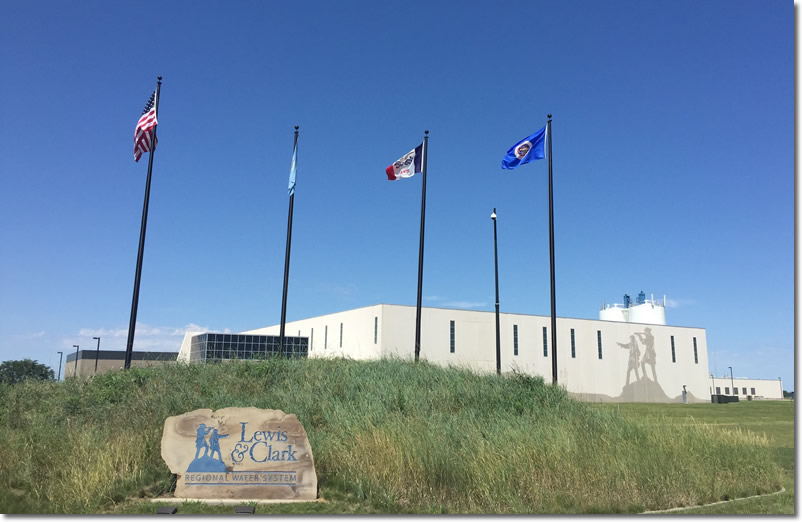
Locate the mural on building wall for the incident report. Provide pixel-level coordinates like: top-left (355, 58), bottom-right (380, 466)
top-left (635, 328), bottom-right (657, 382)
top-left (617, 335), bottom-right (641, 385)
top-left (614, 328), bottom-right (671, 402)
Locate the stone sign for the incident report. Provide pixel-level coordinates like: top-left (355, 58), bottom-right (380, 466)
top-left (161, 407), bottom-right (317, 500)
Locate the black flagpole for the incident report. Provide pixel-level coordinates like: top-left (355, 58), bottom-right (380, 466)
top-left (124, 76), bottom-right (161, 370)
top-left (414, 130), bottom-right (429, 362)
top-left (547, 114), bottom-right (558, 384)
top-left (492, 208), bottom-right (501, 375)
top-left (279, 126), bottom-right (299, 357)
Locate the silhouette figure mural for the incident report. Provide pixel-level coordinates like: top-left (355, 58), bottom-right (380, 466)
top-left (187, 423), bottom-right (228, 473)
top-left (617, 335), bottom-right (641, 386)
top-left (635, 328), bottom-right (657, 382)
top-left (614, 328), bottom-right (672, 402)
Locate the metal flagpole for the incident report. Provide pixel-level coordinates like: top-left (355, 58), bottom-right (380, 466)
top-left (73, 345), bottom-right (79, 376)
top-left (414, 130), bottom-right (429, 362)
top-left (546, 114), bottom-right (558, 384)
top-left (279, 126), bottom-right (299, 357)
top-left (492, 208), bottom-right (501, 375)
top-left (124, 76), bottom-right (162, 370)
top-left (93, 336), bottom-right (101, 375)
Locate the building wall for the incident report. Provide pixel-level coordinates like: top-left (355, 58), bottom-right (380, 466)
top-left (558, 317), bottom-right (709, 403)
top-left (377, 305), bottom-right (708, 402)
top-left (64, 355), bottom-right (176, 378)
top-left (177, 333), bottom-right (194, 362)
top-left (709, 376), bottom-right (784, 400)
top-left (382, 305), bottom-right (511, 373)
top-left (243, 304), bottom-right (384, 360)
top-left (242, 304), bottom-right (710, 403)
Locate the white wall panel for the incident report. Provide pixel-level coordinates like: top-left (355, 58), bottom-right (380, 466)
top-left (216, 304), bottom-right (711, 404)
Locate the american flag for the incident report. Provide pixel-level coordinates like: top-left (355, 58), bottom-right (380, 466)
top-left (134, 90), bottom-right (158, 162)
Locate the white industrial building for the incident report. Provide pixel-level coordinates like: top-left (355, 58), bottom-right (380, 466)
top-left (709, 376), bottom-right (784, 400)
top-left (178, 293), bottom-right (714, 404)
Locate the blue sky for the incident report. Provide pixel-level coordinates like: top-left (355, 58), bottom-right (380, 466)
top-left (0, 1), bottom-right (793, 389)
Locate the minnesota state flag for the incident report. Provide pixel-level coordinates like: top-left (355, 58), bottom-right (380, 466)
top-left (501, 125), bottom-right (546, 169)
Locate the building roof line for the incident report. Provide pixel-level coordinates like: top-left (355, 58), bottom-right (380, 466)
top-left (246, 303), bottom-right (705, 331)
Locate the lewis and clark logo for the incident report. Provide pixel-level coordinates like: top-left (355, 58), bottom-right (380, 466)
top-left (184, 421), bottom-right (299, 488)
top-left (230, 422), bottom-right (299, 463)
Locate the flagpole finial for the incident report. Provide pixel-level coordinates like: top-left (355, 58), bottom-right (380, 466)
top-left (157, 76), bottom-right (162, 82)
top-left (547, 113), bottom-right (552, 119)
top-left (295, 125), bottom-right (299, 131)
top-left (425, 130), bottom-right (429, 135)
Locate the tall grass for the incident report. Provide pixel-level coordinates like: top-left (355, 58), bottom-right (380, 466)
top-left (0, 357), bottom-right (782, 513)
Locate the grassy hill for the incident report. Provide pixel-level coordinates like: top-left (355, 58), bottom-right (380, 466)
top-left (593, 401), bottom-right (794, 515)
top-left (0, 357), bottom-right (784, 514)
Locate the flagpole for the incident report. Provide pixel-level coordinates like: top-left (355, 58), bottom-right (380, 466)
top-left (414, 130), bottom-right (429, 362)
top-left (279, 125), bottom-right (299, 357)
top-left (546, 114), bottom-right (558, 384)
top-left (124, 76), bottom-right (162, 370)
top-left (492, 208), bottom-right (501, 375)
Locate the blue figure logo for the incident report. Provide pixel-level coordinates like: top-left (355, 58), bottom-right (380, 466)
top-left (208, 428), bottom-right (229, 461)
top-left (186, 423), bottom-right (229, 473)
top-left (194, 423), bottom-right (212, 459)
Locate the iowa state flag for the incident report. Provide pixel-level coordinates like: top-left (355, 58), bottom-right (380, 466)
top-left (386, 143), bottom-right (423, 180)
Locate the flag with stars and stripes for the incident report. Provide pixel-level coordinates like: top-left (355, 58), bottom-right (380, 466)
top-left (134, 90), bottom-right (158, 162)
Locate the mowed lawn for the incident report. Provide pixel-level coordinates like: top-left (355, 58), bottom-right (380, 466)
top-left (591, 400), bottom-right (794, 515)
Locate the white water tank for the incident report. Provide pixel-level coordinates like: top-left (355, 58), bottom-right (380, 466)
top-left (626, 302), bottom-right (666, 325)
top-left (600, 292), bottom-right (667, 325)
top-left (599, 306), bottom-right (627, 322)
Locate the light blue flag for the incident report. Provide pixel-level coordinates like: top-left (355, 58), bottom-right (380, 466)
top-left (501, 125), bottom-right (546, 169)
top-left (288, 142), bottom-right (297, 196)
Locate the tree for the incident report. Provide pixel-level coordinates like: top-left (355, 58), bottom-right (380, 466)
top-left (0, 359), bottom-right (55, 384)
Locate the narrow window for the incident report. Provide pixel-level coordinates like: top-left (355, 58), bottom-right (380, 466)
top-left (513, 325), bottom-right (519, 356)
top-left (742, 387), bottom-right (747, 395)
top-left (716, 386), bottom-right (721, 394)
top-left (340, 323), bottom-right (343, 348)
top-left (734, 387), bottom-right (739, 395)
top-left (725, 387), bottom-right (730, 395)
top-left (324, 326), bottom-right (328, 349)
top-left (449, 321), bottom-right (455, 353)
top-left (543, 327), bottom-right (548, 357)
top-left (597, 330), bottom-right (603, 359)
top-left (751, 387), bottom-right (756, 395)
top-left (693, 337), bottom-right (698, 364)
top-left (374, 317), bottom-right (378, 344)
top-left (570, 328), bottom-right (576, 358)
top-left (671, 336), bottom-right (676, 363)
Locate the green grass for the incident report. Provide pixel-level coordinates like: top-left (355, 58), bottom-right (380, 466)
top-left (0, 358), bottom-right (786, 514)
top-left (591, 401), bottom-right (794, 515)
